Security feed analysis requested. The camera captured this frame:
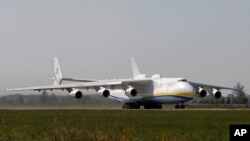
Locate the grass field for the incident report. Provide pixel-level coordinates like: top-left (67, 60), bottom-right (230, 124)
top-left (0, 109), bottom-right (250, 141)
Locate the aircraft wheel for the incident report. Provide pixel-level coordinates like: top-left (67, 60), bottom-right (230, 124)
top-left (136, 103), bottom-right (140, 109)
top-left (180, 105), bottom-right (185, 109)
top-left (175, 105), bottom-right (180, 109)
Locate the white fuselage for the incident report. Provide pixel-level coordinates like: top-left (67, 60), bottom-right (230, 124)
top-left (108, 77), bottom-right (196, 104)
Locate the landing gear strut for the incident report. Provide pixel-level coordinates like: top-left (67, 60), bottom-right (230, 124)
top-left (175, 103), bottom-right (185, 109)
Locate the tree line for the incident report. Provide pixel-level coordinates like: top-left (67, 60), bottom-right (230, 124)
top-left (0, 91), bottom-right (122, 108)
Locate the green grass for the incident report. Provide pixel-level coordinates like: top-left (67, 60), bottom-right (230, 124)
top-left (0, 109), bottom-right (250, 141)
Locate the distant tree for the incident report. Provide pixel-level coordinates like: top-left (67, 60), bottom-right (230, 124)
top-left (220, 97), bottom-right (225, 104)
top-left (199, 96), bottom-right (223, 104)
top-left (16, 94), bottom-right (24, 105)
top-left (226, 96), bottom-right (231, 104)
top-left (39, 91), bottom-right (49, 104)
top-left (233, 82), bottom-right (248, 104)
top-left (231, 95), bottom-right (237, 104)
top-left (47, 93), bottom-right (58, 105)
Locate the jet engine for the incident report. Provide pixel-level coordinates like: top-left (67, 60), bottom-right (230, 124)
top-left (198, 87), bottom-right (207, 97)
top-left (125, 87), bottom-right (137, 97)
top-left (98, 88), bottom-right (110, 97)
top-left (213, 89), bottom-right (222, 99)
top-left (70, 89), bottom-right (82, 99)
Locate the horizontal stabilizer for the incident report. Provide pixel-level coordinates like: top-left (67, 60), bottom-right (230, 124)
top-left (61, 78), bottom-right (97, 82)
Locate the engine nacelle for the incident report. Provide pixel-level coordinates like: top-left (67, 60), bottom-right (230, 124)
top-left (125, 87), bottom-right (137, 97)
top-left (98, 88), bottom-right (110, 97)
top-left (213, 89), bottom-right (222, 99)
top-left (70, 89), bottom-right (82, 99)
top-left (198, 87), bottom-right (207, 97)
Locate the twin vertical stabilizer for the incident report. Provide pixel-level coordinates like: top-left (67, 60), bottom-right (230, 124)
top-left (53, 57), bottom-right (63, 85)
top-left (53, 57), bottom-right (145, 85)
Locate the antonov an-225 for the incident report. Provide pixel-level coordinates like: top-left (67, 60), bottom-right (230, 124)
top-left (7, 57), bottom-right (239, 109)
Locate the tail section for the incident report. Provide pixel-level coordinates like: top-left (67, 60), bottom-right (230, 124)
top-left (52, 57), bottom-right (97, 84)
top-left (130, 58), bottom-right (146, 79)
top-left (53, 57), bottom-right (63, 85)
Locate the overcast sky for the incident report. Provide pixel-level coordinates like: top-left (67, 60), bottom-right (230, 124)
top-left (0, 1), bottom-right (249, 95)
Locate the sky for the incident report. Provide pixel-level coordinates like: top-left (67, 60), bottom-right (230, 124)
top-left (0, 0), bottom-right (249, 95)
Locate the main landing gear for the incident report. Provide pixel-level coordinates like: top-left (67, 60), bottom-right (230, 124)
top-left (122, 103), bottom-right (163, 109)
top-left (123, 103), bottom-right (140, 109)
top-left (144, 104), bottom-right (162, 109)
top-left (175, 103), bottom-right (185, 109)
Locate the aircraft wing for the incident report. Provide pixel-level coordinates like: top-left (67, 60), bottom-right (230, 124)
top-left (188, 81), bottom-right (240, 93)
top-left (7, 78), bottom-right (152, 92)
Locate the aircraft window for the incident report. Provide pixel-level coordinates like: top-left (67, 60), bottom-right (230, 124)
top-left (179, 79), bottom-right (187, 82)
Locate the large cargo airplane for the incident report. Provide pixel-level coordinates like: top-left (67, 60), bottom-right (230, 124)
top-left (7, 57), bottom-right (239, 109)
